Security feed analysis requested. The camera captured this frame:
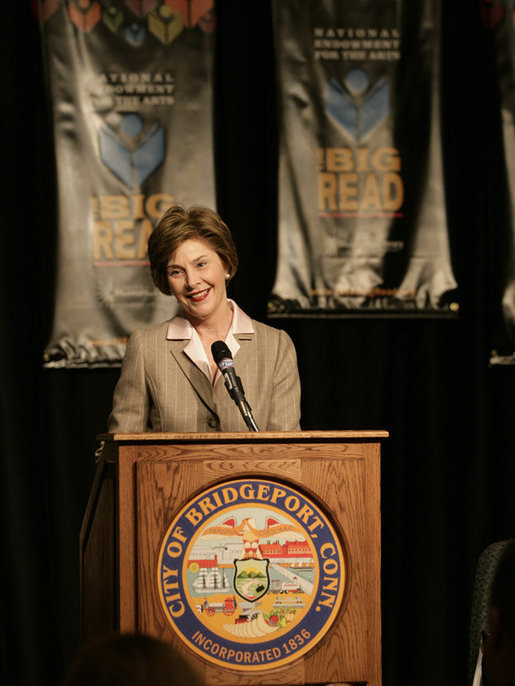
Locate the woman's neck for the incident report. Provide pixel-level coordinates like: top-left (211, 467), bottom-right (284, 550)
top-left (192, 303), bottom-right (233, 384)
top-left (191, 301), bottom-right (233, 342)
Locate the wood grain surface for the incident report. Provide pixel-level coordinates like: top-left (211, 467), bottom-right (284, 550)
top-left (82, 432), bottom-right (384, 685)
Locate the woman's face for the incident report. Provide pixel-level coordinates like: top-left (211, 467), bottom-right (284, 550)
top-left (166, 237), bottom-right (229, 325)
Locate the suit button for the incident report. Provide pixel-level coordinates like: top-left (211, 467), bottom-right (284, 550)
top-left (207, 416), bottom-right (220, 429)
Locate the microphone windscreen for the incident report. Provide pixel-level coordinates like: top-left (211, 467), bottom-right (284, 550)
top-left (211, 341), bottom-right (234, 367)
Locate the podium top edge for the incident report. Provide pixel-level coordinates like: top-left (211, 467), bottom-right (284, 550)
top-left (97, 430), bottom-right (389, 443)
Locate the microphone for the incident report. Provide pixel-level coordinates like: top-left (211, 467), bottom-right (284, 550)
top-left (211, 341), bottom-right (259, 432)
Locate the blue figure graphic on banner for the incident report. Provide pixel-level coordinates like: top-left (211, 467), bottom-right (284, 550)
top-left (125, 22), bottom-right (147, 46)
top-left (326, 69), bottom-right (390, 140)
top-left (99, 113), bottom-right (165, 187)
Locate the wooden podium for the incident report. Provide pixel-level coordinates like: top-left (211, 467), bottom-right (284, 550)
top-left (81, 430), bottom-right (386, 685)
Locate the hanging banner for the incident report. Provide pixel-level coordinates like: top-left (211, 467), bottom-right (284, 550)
top-left (482, 0), bottom-right (515, 365)
top-left (38, 0), bottom-right (215, 368)
top-left (269, 0), bottom-right (458, 317)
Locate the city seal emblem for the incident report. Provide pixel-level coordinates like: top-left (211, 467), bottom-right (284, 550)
top-left (157, 478), bottom-right (346, 671)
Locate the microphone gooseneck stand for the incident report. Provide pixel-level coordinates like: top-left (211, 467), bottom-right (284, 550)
top-left (211, 341), bottom-right (260, 432)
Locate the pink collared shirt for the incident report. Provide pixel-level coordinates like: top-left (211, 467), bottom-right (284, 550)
top-left (166, 299), bottom-right (254, 385)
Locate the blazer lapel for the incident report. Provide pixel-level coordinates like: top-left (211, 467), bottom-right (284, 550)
top-left (168, 340), bottom-right (217, 413)
top-left (233, 331), bottom-right (255, 369)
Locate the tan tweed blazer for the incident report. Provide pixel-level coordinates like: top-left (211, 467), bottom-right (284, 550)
top-left (107, 318), bottom-right (301, 433)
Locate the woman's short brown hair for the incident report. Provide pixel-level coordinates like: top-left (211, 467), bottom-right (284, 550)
top-left (148, 204), bottom-right (239, 295)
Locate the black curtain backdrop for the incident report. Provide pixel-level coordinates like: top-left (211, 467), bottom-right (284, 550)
top-left (2, 2), bottom-right (514, 685)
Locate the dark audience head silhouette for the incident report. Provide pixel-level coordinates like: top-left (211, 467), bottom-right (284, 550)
top-left (64, 633), bottom-right (203, 686)
top-left (483, 540), bottom-right (515, 686)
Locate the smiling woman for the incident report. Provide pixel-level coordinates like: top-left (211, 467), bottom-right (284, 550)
top-left (165, 238), bottom-right (232, 348)
top-left (107, 204), bottom-right (301, 433)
